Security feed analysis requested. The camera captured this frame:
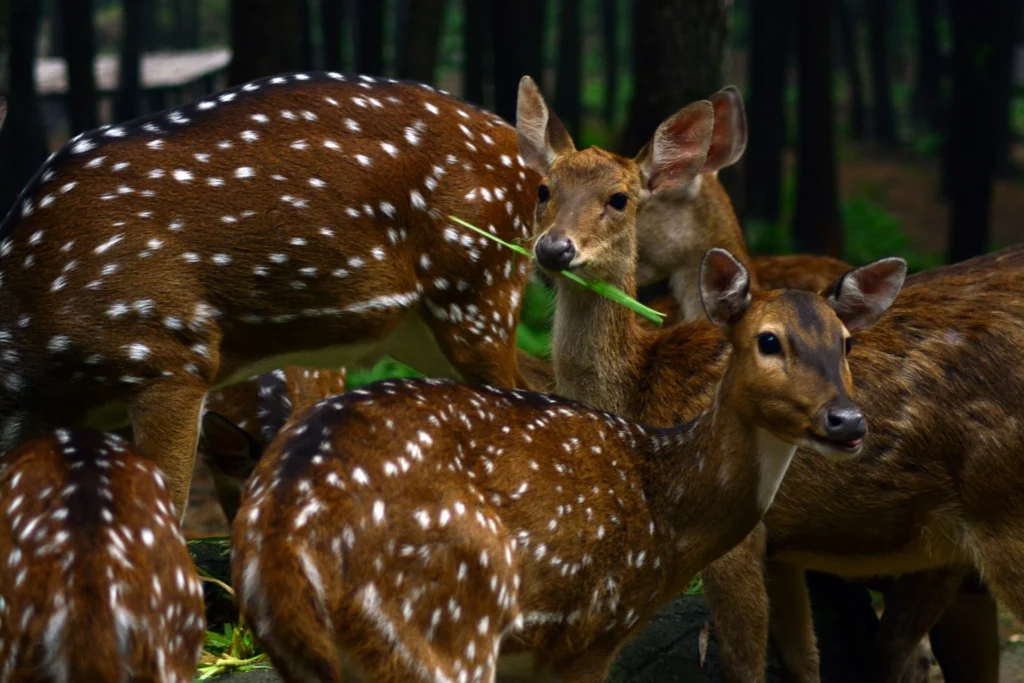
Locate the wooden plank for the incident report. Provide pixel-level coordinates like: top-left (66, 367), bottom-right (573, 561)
top-left (36, 48), bottom-right (231, 95)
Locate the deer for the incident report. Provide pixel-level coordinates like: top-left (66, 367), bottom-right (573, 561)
top-left (0, 428), bottom-right (206, 682)
top-left (515, 73), bottom-right (1024, 683)
top-left (0, 72), bottom-right (543, 524)
top-left (229, 240), bottom-right (902, 683)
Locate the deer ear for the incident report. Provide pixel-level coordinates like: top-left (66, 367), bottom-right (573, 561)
top-left (700, 248), bottom-right (752, 326)
top-left (516, 75), bottom-right (576, 175)
top-left (822, 257), bottom-right (907, 333)
top-left (635, 100), bottom-right (714, 195)
top-left (703, 86), bottom-right (747, 174)
top-left (199, 411), bottom-right (263, 480)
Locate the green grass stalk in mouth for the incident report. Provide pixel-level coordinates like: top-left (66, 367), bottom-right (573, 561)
top-left (448, 216), bottom-right (666, 327)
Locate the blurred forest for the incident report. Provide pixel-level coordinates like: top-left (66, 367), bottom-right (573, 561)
top-left (0, 0), bottom-right (1021, 271)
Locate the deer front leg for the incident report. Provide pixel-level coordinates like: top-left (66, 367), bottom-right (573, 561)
top-left (702, 524), bottom-right (771, 683)
top-left (131, 378), bottom-right (209, 521)
top-left (765, 562), bottom-right (819, 683)
top-left (927, 571), bottom-right (1000, 683)
top-left (872, 566), bottom-right (969, 683)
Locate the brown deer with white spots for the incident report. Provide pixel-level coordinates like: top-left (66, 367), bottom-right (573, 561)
top-left (0, 71), bottom-right (541, 521)
top-left (517, 74), bottom-right (1024, 683)
top-left (0, 429), bottom-right (206, 682)
top-left (229, 244), bottom-right (903, 683)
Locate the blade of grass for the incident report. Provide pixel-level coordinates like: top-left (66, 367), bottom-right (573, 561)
top-left (448, 216), bottom-right (666, 326)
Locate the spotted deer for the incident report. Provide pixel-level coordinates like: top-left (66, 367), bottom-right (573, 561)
top-left (230, 244), bottom-right (901, 683)
top-left (0, 428), bottom-right (206, 682)
top-left (0, 71), bottom-right (542, 521)
top-left (517, 74), bottom-right (1024, 683)
top-left (633, 85), bottom-right (851, 326)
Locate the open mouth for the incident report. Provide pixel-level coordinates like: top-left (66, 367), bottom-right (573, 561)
top-left (807, 432), bottom-right (863, 454)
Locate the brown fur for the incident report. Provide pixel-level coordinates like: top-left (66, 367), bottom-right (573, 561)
top-left (521, 81), bottom-right (1024, 683)
top-left (0, 73), bottom-right (542, 520)
top-left (0, 429), bottom-right (205, 682)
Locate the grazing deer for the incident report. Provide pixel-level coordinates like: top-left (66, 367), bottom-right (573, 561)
top-left (633, 85), bottom-right (851, 325)
top-left (0, 72), bottom-right (541, 522)
top-left (516, 74), bottom-right (1024, 683)
top-left (0, 429), bottom-right (206, 682)
top-left (230, 243), bottom-right (901, 683)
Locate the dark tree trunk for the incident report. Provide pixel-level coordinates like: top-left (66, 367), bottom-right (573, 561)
top-left (321, 0), bottom-right (345, 71)
top-left (794, 0), bottom-right (843, 258)
top-left (911, 0), bottom-right (943, 132)
top-left (489, 0), bottom-right (547, 124)
top-left (49, 0), bottom-right (64, 57)
top-left (866, 0), bottom-right (898, 145)
top-left (519, 0), bottom-right (547, 97)
top-left (618, 0), bottom-right (731, 156)
top-left (837, 0), bottom-right (866, 140)
top-left (946, 0), bottom-right (1019, 263)
top-left (395, 0), bottom-right (447, 84)
top-left (62, 0), bottom-right (98, 135)
top-left (996, 4), bottom-right (1022, 175)
top-left (115, 0), bottom-right (146, 123)
top-left (745, 0), bottom-right (792, 223)
top-left (463, 0), bottom-right (488, 106)
top-left (228, 0), bottom-right (302, 85)
top-left (0, 0), bottom-right (47, 216)
top-left (555, 0), bottom-right (582, 138)
top-left (171, 0), bottom-right (201, 49)
top-left (353, 0), bottom-right (384, 76)
top-left (601, 0), bottom-right (619, 127)
top-left (298, 0), bottom-right (314, 71)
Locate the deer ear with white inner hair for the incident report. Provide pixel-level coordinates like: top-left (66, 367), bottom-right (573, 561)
top-left (700, 247), bottom-right (753, 327)
top-left (702, 85), bottom-right (748, 174)
top-left (635, 100), bottom-right (714, 196)
top-left (821, 257), bottom-right (907, 333)
top-left (516, 75), bottom-right (576, 175)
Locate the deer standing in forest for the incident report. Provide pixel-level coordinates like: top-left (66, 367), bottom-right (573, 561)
top-left (517, 74), bottom-right (1024, 683)
top-left (0, 73), bottom-right (541, 521)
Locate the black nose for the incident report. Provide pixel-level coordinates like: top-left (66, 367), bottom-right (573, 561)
top-left (535, 234), bottom-right (576, 271)
top-left (825, 407), bottom-right (866, 443)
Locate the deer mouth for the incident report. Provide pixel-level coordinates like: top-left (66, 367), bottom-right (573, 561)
top-left (807, 431), bottom-right (863, 454)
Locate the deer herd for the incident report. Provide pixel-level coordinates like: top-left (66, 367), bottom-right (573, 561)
top-left (0, 66), bottom-right (1017, 683)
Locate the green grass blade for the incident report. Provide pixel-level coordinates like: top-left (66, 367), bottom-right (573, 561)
top-left (448, 216), bottom-right (666, 326)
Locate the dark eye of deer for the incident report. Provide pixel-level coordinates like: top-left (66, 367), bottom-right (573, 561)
top-left (537, 184), bottom-right (550, 202)
top-left (845, 337), bottom-right (853, 355)
top-left (757, 332), bottom-right (782, 355)
top-left (608, 193), bottom-right (628, 211)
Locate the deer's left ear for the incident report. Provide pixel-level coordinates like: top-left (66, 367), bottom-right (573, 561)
top-left (635, 100), bottom-right (714, 195)
top-left (516, 75), bottom-right (576, 175)
top-left (700, 248), bottom-right (753, 327)
top-left (822, 257), bottom-right (907, 332)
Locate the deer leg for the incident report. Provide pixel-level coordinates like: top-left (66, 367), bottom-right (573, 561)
top-left (927, 571), bottom-right (1000, 683)
top-left (702, 524), bottom-right (771, 683)
top-left (870, 567), bottom-right (967, 683)
top-left (765, 561), bottom-right (819, 683)
top-left (974, 530), bottom-right (1024, 617)
top-left (130, 379), bottom-right (209, 522)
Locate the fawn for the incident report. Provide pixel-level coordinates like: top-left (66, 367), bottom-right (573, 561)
top-left (0, 429), bottom-right (206, 682)
top-left (230, 244), bottom-right (902, 683)
top-left (0, 73), bottom-right (541, 521)
top-left (517, 74), bottom-right (1024, 683)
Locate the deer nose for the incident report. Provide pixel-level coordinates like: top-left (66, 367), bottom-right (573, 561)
top-left (535, 233), bottom-right (577, 271)
top-left (824, 406), bottom-right (866, 443)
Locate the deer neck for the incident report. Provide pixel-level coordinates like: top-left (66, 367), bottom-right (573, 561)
top-left (551, 267), bottom-right (642, 417)
top-left (641, 367), bottom-right (798, 579)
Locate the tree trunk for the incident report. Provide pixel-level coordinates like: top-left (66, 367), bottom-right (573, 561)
top-left (49, 0), bottom-right (63, 57)
top-left (794, 0), bottom-right (843, 258)
top-left (395, 0), bottom-right (447, 84)
top-left (946, 0), bottom-right (1018, 263)
top-left (114, 0), bottom-right (145, 123)
top-left (520, 0), bottom-right (547, 91)
top-left (298, 0), bottom-right (313, 71)
top-left (62, 0), bottom-right (97, 135)
top-left (555, 0), bottom-right (582, 138)
top-left (0, 0), bottom-right (47, 216)
top-left (618, 0), bottom-right (731, 156)
top-left (321, 0), bottom-right (345, 71)
top-left (353, 0), bottom-right (384, 76)
top-left (837, 0), bottom-right (866, 140)
top-left (171, 0), bottom-right (201, 49)
top-left (601, 0), bottom-right (620, 127)
top-left (228, 0), bottom-right (302, 86)
top-left (463, 0), bottom-right (488, 106)
top-left (745, 0), bottom-right (792, 223)
top-left (866, 0), bottom-right (898, 145)
top-left (489, 0), bottom-right (547, 124)
top-left (911, 0), bottom-right (943, 132)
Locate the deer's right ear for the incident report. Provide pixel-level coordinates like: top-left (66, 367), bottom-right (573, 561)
top-left (703, 85), bottom-right (747, 174)
top-left (700, 247), bottom-right (752, 326)
top-left (635, 100), bottom-right (714, 195)
top-left (199, 411), bottom-right (263, 480)
top-left (516, 75), bottom-right (575, 175)
top-left (822, 257), bottom-right (907, 333)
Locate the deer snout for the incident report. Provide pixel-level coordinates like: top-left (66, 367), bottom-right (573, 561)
top-left (535, 232), bottom-right (577, 271)
top-left (823, 402), bottom-right (866, 445)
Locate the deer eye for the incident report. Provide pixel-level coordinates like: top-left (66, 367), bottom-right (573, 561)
top-left (757, 332), bottom-right (782, 356)
top-left (537, 184), bottom-right (550, 202)
top-left (608, 193), bottom-right (628, 211)
top-left (845, 337), bottom-right (854, 355)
